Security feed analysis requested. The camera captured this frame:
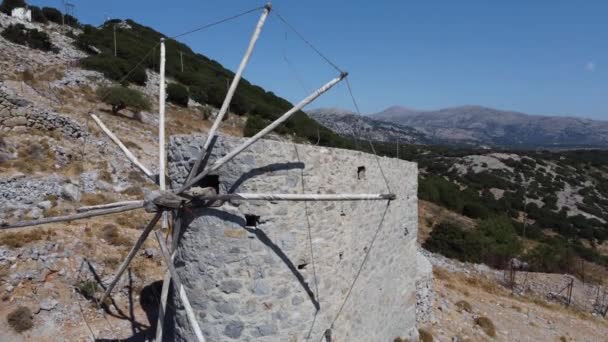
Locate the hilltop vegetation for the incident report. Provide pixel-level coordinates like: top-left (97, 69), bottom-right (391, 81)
top-left (74, 19), bottom-right (353, 147)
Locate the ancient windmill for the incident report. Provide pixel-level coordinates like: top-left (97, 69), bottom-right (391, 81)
top-left (2, 4), bottom-right (418, 341)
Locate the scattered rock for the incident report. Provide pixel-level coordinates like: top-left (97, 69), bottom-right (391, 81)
top-left (61, 183), bottom-right (81, 202)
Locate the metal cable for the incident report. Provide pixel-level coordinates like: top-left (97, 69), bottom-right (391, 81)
top-left (169, 6), bottom-right (265, 39)
top-left (293, 144), bottom-right (321, 341)
top-left (345, 77), bottom-right (392, 193)
top-left (274, 11), bottom-right (343, 74)
top-left (321, 201), bottom-right (391, 340)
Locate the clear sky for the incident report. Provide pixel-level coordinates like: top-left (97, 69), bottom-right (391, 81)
top-left (30, 0), bottom-right (607, 119)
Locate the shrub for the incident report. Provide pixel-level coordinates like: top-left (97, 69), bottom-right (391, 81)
top-left (41, 7), bottom-right (62, 24)
top-left (0, 0), bottom-right (25, 14)
top-left (81, 56), bottom-right (147, 85)
top-left (474, 216), bottom-right (522, 268)
top-left (418, 328), bottom-right (434, 342)
top-left (7, 306), bottom-right (33, 333)
top-left (475, 316), bottom-right (496, 337)
top-left (100, 224), bottom-right (130, 246)
top-left (76, 280), bottom-right (98, 300)
top-left (2, 24), bottom-right (58, 53)
top-left (0, 230), bottom-right (55, 248)
top-left (455, 300), bottom-right (472, 313)
top-left (64, 14), bottom-right (79, 28)
top-left (97, 86), bottom-right (150, 114)
top-left (29, 6), bottom-right (48, 23)
top-left (423, 222), bottom-right (482, 262)
top-left (166, 83), bottom-right (189, 107)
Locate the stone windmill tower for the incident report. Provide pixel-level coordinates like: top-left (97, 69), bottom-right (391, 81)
top-left (3, 4), bottom-right (425, 341)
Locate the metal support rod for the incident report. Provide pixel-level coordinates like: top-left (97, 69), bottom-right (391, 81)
top-left (179, 72), bottom-right (347, 194)
top-left (185, 4), bottom-right (271, 185)
top-left (1, 203), bottom-right (144, 230)
top-left (194, 193), bottom-right (396, 202)
top-left (99, 212), bottom-right (161, 305)
top-left (159, 38), bottom-right (168, 229)
top-left (89, 113), bottom-right (154, 180)
top-left (76, 200), bottom-right (144, 212)
top-left (155, 230), bottom-right (206, 342)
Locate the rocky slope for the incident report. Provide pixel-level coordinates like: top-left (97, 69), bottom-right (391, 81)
top-left (372, 105), bottom-right (608, 149)
top-left (307, 107), bottom-right (430, 144)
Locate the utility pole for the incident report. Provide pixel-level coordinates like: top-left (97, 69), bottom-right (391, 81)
top-left (113, 24), bottom-right (117, 57)
top-left (179, 51), bottom-right (184, 72)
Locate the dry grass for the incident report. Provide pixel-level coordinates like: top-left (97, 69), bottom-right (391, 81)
top-left (122, 186), bottom-right (143, 197)
top-left (81, 193), bottom-right (109, 206)
top-left (99, 224), bottom-right (130, 246)
top-left (7, 306), bottom-right (33, 333)
top-left (456, 300), bottom-right (473, 313)
top-left (418, 328), bottom-right (434, 342)
top-left (123, 140), bottom-right (141, 151)
top-left (475, 316), bottom-right (496, 337)
top-left (3, 139), bottom-right (55, 173)
top-left (103, 256), bottom-right (121, 268)
top-left (0, 229), bottom-right (55, 248)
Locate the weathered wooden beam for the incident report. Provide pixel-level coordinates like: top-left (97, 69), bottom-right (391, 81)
top-left (194, 193), bottom-right (396, 202)
top-left (155, 212), bottom-right (182, 341)
top-left (185, 4), bottom-right (271, 185)
top-left (98, 212), bottom-right (161, 305)
top-left (76, 200), bottom-right (144, 212)
top-left (158, 38), bottom-right (168, 230)
top-left (178, 72), bottom-right (347, 194)
top-left (155, 230), bottom-right (206, 342)
top-left (89, 113), bottom-right (154, 180)
top-left (1, 203), bottom-right (144, 230)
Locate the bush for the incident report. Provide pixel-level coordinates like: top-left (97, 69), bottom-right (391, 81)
top-left (167, 83), bottom-right (189, 107)
top-left (7, 306), bottom-right (33, 333)
top-left (29, 6), bottom-right (48, 24)
top-left (81, 55), bottom-right (147, 85)
top-left (475, 316), bottom-right (496, 337)
top-left (455, 300), bottom-right (472, 313)
top-left (64, 14), bottom-right (79, 28)
top-left (0, 0), bottom-right (25, 14)
top-left (41, 7), bottom-right (62, 24)
top-left (100, 224), bottom-right (130, 246)
top-left (96, 86), bottom-right (150, 114)
top-left (2, 24), bottom-right (58, 53)
top-left (424, 216), bottom-right (521, 268)
top-left (76, 280), bottom-right (98, 300)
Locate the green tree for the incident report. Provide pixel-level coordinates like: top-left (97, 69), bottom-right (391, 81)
top-left (0, 0), bottom-right (26, 14)
top-left (474, 216), bottom-right (522, 268)
top-left (29, 6), bottom-right (48, 24)
top-left (166, 83), bottom-right (189, 107)
top-left (41, 7), bottom-right (62, 24)
top-left (97, 86), bottom-right (150, 115)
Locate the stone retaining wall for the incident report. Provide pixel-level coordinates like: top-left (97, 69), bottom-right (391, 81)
top-left (167, 134), bottom-right (426, 341)
top-left (0, 82), bottom-right (86, 139)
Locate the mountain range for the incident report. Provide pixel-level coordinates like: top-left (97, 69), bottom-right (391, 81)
top-left (309, 105), bottom-right (608, 149)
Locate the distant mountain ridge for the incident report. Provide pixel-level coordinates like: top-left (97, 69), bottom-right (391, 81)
top-left (370, 105), bottom-right (608, 148)
top-left (307, 108), bottom-right (431, 144)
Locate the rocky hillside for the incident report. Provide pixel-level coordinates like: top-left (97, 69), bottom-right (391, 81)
top-left (307, 107), bottom-right (430, 144)
top-left (371, 105), bottom-right (608, 149)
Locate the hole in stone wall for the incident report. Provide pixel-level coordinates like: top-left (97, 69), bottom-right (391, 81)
top-left (195, 175), bottom-right (220, 193)
top-left (297, 263), bottom-right (308, 270)
top-left (245, 214), bottom-right (260, 227)
top-left (338, 252), bottom-right (343, 260)
top-left (357, 166), bottom-right (366, 180)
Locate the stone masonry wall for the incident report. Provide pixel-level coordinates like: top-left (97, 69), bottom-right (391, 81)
top-left (167, 134), bottom-right (421, 341)
top-left (0, 82), bottom-right (86, 139)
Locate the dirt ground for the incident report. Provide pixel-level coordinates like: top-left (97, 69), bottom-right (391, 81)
top-left (423, 266), bottom-right (608, 342)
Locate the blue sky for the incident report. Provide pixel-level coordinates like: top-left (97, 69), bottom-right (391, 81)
top-left (31, 1), bottom-right (607, 119)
